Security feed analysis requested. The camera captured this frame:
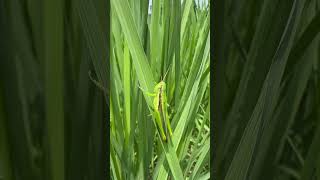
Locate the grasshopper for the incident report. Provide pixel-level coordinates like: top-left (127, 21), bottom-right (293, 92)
top-left (141, 69), bottom-right (173, 142)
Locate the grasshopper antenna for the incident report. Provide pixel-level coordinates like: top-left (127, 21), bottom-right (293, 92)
top-left (162, 65), bottom-right (171, 81)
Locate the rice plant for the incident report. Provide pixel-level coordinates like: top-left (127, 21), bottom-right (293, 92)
top-left (214, 0), bottom-right (320, 179)
top-left (110, 0), bottom-right (210, 179)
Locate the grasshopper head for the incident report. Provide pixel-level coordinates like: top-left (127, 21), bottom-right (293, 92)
top-left (154, 81), bottom-right (166, 92)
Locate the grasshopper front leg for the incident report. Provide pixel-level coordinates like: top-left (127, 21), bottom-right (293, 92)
top-left (137, 85), bottom-right (157, 97)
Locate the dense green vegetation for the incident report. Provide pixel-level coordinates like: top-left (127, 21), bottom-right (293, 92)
top-left (214, 0), bottom-right (320, 179)
top-left (110, 0), bottom-right (210, 179)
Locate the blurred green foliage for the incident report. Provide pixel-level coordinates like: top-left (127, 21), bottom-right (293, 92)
top-left (0, 0), bottom-right (109, 179)
top-left (214, 0), bottom-right (320, 179)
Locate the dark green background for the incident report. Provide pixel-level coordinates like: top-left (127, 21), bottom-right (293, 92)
top-left (0, 0), bottom-right (109, 179)
top-left (213, 0), bottom-right (320, 179)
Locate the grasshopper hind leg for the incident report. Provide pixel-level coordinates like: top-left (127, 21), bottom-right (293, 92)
top-left (155, 124), bottom-right (167, 142)
top-left (154, 112), bottom-right (167, 142)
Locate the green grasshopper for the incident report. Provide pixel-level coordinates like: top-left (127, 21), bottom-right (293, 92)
top-left (141, 70), bottom-right (173, 142)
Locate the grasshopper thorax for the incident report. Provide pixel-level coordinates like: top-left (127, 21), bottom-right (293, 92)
top-left (154, 81), bottom-right (166, 93)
